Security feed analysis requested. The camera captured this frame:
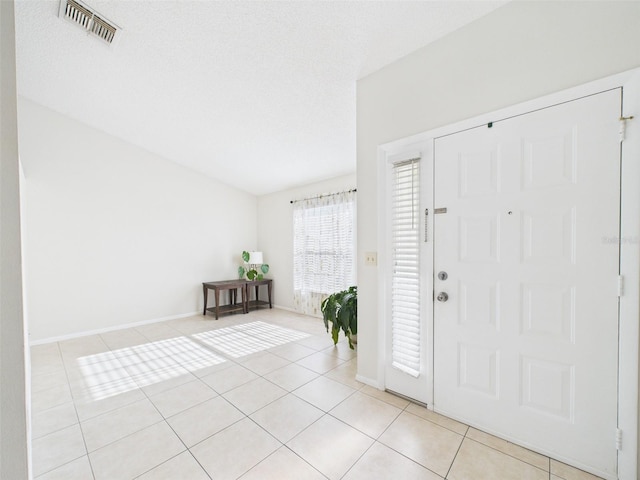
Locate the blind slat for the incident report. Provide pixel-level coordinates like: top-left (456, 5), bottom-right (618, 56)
top-left (390, 159), bottom-right (421, 378)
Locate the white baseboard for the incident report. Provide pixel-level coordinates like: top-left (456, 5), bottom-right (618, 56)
top-left (29, 311), bottom-right (201, 346)
top-left (30, 305), bottom-right (322, 346)
top-left (272, 304), bottom-right (322, 319)
top-left (272, 304), bottom-right (296, 313)
top-left (355, 374), bottom-right (381, 389)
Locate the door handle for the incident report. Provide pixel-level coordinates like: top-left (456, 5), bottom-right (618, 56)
top-left (436, 292), bottom-right (449, 303)
top-left (424, 208), bottom-right (429, 242)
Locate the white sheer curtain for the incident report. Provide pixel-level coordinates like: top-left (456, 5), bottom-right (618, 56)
top-left (293, 190), bottom-right (356, 316)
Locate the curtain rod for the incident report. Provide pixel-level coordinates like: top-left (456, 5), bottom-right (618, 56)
top-left (290, 188), bottom-right (357, 204)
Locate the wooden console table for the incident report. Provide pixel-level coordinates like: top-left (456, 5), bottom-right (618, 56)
top-left (246, 278), bottom-right (273, 311)
top-left (202, 280), bottom-right (247, 319)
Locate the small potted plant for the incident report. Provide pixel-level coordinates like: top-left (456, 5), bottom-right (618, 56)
top-left (320, 286), bottom-right (357, 349)
top-left (238, 250), bottom-right (269, 280)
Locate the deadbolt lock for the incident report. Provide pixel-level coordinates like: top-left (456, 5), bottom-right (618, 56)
top-left (437, 271), bottom-right (448, 281)
top-left (436, 292), bottom-right (449, 303)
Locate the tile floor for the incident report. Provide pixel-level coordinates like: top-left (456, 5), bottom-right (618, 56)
top-left (31, 308), bottom-right (602, 480)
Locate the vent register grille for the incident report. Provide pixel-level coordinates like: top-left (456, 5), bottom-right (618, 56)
top-left (59, 0), bottom-right (120, 45)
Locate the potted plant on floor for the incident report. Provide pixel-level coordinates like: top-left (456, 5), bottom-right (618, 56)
top-left (320, 286), bottom-right (357, 349)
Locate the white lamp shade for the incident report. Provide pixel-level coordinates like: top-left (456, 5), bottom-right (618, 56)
top-left (248, 251), bottom-right (263, 264)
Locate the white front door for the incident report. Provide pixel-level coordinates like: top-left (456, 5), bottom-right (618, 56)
top-left (433, 89), bottom-right (622, 478)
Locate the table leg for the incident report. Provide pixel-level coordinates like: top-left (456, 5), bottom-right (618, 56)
top-left (203, 285), bottom-right (208, 315)
top-left (242, 284), bottom-right (248, 313)
top-left (268, 281), bottom-right (272, 308)
top-left (215, 288), bottom-right (220, 320)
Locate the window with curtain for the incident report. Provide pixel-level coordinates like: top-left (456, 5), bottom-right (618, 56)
top-left (293, 190), bottom-right (356, 316)
top-left (391, 158), bottom-right (421, 377)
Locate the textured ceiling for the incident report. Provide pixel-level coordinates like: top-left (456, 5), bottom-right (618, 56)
top-left (15, 0), bottom-right (505, 195)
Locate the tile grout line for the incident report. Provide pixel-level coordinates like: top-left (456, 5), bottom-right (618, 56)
top-left (32, 312), bottom-right (600, 480)
top-left (26, 355), bottom-right (83, 478)
top-left (326, 390), bottom-right (447, 479)
top-left (33, 313), bottom-right (371, 479)
top-left (462, 427), bottom-right (552, 475)
top-left (126, 318), bottom-right (333, 472)
top-left (121, 348), bottom-right (234, 479)
top-left (325, 404), bottom-right (402, 478)
top-left (444, 433), bottom-right (466, 480)
top-left (374, 402), bottom-right (447, 479)
top-left (170, 328), bottom-right (305, 458)
top-left (77, 346), bottom-right (172, 476)
top-left (233, 342), bottom-right (406, 478)
top-left (66, 328), bottom-right (211, 478)
top-left (277, 445), bottom-right (330, 480)
top-left (58, 340), bottom-right (98, 480)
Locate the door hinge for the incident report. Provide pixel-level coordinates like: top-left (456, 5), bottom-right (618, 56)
top-left (618, 275), bottom-right (624, 297)
top-left (619, 115), bottom-right (634, 142)
top-left (616, 428), bottom-right (623, 450)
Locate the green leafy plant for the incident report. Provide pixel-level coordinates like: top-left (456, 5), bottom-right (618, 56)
top-left (238, 250), bottom-right (269, 280)
top-left (320, 286), bottom-right (357, 349)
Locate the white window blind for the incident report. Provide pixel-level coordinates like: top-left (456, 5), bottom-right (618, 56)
top-left (293, 190), bottom-right (356, 315)
top-left (391, 158), bottom-right (421, 377)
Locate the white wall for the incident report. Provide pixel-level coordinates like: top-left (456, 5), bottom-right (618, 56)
top-left (356, 1), bottom-right (640, 383)
top-left (0, 0), bottom-right (29, 477)
top-left (257, 174), bottom-right (356, 312)
top-left (18, 99), bottom-right (258, 342)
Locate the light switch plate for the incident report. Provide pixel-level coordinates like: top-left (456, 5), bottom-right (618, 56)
top-left (365, 251), bottom-right (377, 266)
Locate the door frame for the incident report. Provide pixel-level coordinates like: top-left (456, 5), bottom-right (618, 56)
top-left (377, 67), bottom-right (640, 479)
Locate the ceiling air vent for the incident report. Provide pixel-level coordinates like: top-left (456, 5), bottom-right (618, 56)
top-left (58, 0), bottom-right (122, 47)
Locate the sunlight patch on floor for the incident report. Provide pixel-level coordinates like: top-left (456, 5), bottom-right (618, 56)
top-left (76, 321), bottom-right (310, 401)
top-left (193, 321), bottom-right (310, 358)
top-left (77, 336), bottom-right (227, 401)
